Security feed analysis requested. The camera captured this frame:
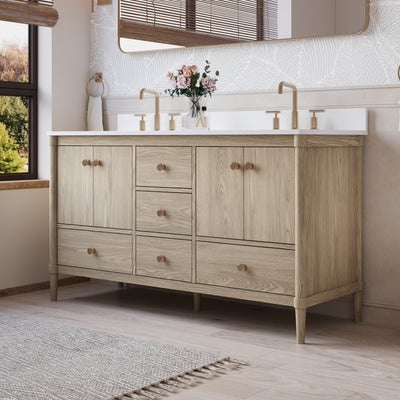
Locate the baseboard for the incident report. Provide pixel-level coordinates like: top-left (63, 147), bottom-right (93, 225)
top-left (0, 277), bottom-right (90, 298)
top-left (309, 296), bottom-right (400, 329)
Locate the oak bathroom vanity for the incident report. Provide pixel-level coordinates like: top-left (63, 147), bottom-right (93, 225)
top-left (49, 131), bottom-right (364, 343)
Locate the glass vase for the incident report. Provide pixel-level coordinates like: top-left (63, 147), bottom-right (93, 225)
top-left (182, 96), bottom-right (209, 129)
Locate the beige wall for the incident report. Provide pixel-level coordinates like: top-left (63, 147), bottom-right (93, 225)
top-left (52, 0), bottom-right (90, 131)
top-left (291, 0), bottom-right (366, 38)
top-left (0, 189), bottom-right (49, 290)
top-left (0, 0), bottom-right (90, 290)
top-left (292, 0), bottom-right (336, 38)
top-left (336, 0), bottom-right (366, 35)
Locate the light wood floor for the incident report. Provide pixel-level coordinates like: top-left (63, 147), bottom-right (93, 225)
top-left (0, 280), bottom-right (399, 400)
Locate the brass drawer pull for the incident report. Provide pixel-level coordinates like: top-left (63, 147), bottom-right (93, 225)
top-left (157, 209), bottom-right (167, 217)
top-left (82, 159), bottom-right (91, 166)
top-left (230, 162), bottom-right (241, 170)
top-left (157, 163), bottom-right (167, 171)
top-left (237, 264), bottom-right (248, 272)
top-left (87, 248), bottom-right (96, 255)
top-left (245, 162), bottom-right (255, 170)
top-left (93, 160), bottom-right (102, 167)
top-left (157, 255), bottom-right (167, 263)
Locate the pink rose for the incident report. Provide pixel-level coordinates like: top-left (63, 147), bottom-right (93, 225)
top-left (177, 75), bottom-right (189, 89)
top-left (202, 76), bottom-right (216, 92)
top-left (183, 67), bottom-right (191, 77)
top-left (166, 71), bottom-right (172, 79)
top-left (170, 79), bottom-right (177, 89)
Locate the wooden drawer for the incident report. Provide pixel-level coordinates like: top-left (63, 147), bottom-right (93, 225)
top-left (196, 242), bottom-right (295, 295)
top-left (136, 191), bottom-right (191, 235)
top-left (58, 229), bottom-right (133, 274)
top-left (136, 147), bottom-right (192, 188)
top-left (136, 236), bottom-right (192, 282)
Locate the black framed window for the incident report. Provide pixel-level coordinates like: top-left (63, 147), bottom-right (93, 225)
top-left (0, 21), bottom-right (38, 180)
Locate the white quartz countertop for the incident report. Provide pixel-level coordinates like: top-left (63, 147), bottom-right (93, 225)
top-left (50, 108), bottom-right (368, 136)
top-left (49, 129), bottom-right (367, 136)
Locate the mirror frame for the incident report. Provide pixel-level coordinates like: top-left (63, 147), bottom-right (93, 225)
top-left (118, 0), bottom-right (370, 54)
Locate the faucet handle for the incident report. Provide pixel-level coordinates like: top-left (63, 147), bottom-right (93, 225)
top-left (135, 114), bottom-right (146, 131)
top-left (266, 110), bottom-right (281, 130)
top-left (168, 113), bottom-right (180, 131)
top-left (309, 109), bottom-right (325, 130)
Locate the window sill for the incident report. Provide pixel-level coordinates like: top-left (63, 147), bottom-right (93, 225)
top-left (0, 179), bottom-right (49, 191)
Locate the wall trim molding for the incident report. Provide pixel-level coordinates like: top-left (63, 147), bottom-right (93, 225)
top-left (0, 277), bottom-right (89, 298)
top-left (309, 296), bottom-right (400, 329)
top-left (363, 301), bottom-right (400, 312)
top-left (105, 84), bottom-right (400, 102)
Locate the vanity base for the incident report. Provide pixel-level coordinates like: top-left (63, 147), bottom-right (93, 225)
top-left (53, 266), bottom-right (362, 344)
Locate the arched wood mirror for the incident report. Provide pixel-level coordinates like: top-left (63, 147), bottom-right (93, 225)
top-left (118, 0), bottom-right (369, 53)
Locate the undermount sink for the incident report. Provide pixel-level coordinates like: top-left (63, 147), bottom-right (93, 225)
top-left (117, 108), bottom-right (368, 134)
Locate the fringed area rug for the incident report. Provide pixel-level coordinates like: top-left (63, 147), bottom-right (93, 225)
top-left (0, 313), bottom-right (245, 400)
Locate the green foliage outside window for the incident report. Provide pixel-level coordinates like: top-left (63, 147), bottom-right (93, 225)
top-left (0, 122), bottom-right (26, 173)
top-left (0, 95), bottom-right (29, 153)
top-left (0, 41), bottom-right (29, 173)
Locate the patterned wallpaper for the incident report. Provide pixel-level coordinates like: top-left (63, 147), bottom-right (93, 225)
top-left (90, 1), bottom-right (400, 97)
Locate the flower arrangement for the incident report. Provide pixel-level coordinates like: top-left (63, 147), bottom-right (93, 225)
top-left (165, 60), bottom-right (219, 99)
top-left (165, 61), bottom-right (219, 129)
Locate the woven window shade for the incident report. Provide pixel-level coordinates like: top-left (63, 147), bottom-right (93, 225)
top-left (0, 0), bottom-right (58, 27)
top-left (120, 0), bottom-right (277, 47)
top-left (264, 0), bottom-right (278, 40)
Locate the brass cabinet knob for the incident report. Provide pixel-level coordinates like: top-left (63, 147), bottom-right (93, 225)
top-left (93, 160), bottom-right (102, 167)
top-left (157, 209), bottom-right (167, 217)
top-left (157, 255), bottom-right (167, 263)
top-left (230, 162), bottom-right (241, 170)
top-left (82, 159), bottom-right (91, 166)
top-left (157, 163), bottom-right (167, 171)
top-left (237, 264), bottom-right (248, 272)
top-left (87, 248), bottom-right (96, 255)
top-left (245, 162), bottom-right (255, 170)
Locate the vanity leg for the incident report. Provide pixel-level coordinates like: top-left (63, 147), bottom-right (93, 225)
top-left (194, 293), bottom-right (201, 312)
top-left (118, 282), bottom-right (124, 288)
top-left (50, 272), bottom-right (58, 302)
top-left (354, 291), bottom-right (362, 323)
top-left (295, 308), bottom-right (307, 344)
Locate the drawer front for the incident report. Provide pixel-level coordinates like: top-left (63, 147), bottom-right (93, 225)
top-left (136, 236), bottom-right (192, 282)
top-left (136, 192), bottom-right (191, 235)
top-left (58, 229), bottom-right (133, 274)
top-left (196, 242), bottom-right (295, 295)
top-left (136, 147), bottom-right (192, 188)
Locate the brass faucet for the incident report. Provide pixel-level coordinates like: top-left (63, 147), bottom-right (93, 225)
top-left (139, 88), bottom-right (160, 131)
top-left (278, 81), bottom-right (298, 130)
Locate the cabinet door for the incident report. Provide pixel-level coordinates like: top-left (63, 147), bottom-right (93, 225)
top-left (196, 147), bottom-right (243, 239)
top-left (93, 146), bottom-right (133, 229)
top-left (58, 146), bottom-right (93, 226)
top-left (244, 148), bottom-right (295, 244)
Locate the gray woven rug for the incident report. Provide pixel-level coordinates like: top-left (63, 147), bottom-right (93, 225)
top-left (0, 313), bottom-right (244, 400)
